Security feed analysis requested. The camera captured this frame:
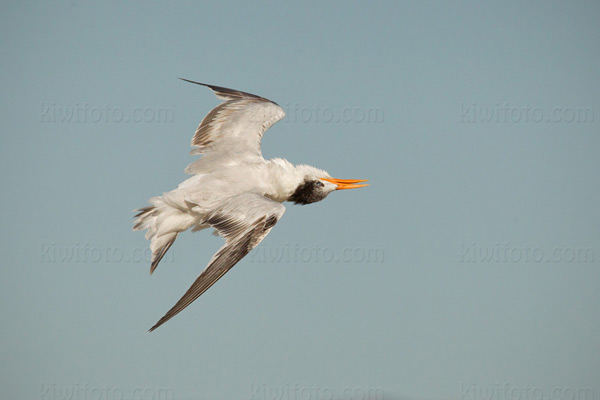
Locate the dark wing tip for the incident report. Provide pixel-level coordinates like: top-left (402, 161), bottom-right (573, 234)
top-left (177, 77), bottom-right (210, 87)
top-left (148, 320), bottom-right (162, 332)
top-left (178, 77), bottom-right (268, 101)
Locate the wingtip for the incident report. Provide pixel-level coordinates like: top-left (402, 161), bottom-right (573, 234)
top-left (148, 318), bottom-right (165, 332)
top-left (178, 77), bottom-right (208, 87)
top-left (178, 78), bottom-right (268, 102)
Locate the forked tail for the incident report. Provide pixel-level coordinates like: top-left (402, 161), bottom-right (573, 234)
top-left (133, 195), bottom-right (194, 273)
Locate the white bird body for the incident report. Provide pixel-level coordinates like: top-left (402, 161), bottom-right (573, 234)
top-left (134, 79), bottom-right (367, 331)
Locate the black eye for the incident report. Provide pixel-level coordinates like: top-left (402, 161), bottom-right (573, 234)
top-left (315, 181), bottom-right (324, 188)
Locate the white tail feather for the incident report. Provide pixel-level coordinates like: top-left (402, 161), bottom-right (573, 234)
top-left (134, 195), bottom-right (195, 273)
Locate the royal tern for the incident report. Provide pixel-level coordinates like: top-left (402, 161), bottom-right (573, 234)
top-left (134, 78), bottom-right (368, 331)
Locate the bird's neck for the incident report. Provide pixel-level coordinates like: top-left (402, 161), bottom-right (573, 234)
top-left (264, 158), bottom-right (307, 203)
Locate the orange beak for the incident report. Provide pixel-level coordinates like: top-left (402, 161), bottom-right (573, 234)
top-left (320, 177), bottom-right (369, 190)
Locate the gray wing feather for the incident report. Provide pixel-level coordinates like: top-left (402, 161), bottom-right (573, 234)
top-left (149, 193), bottom-right (285, 331)
top-left (179, 79), bottom-right (286, 173)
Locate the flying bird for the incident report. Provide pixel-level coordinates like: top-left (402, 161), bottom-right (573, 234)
top-left (134, 78), bottom-right (368, 331)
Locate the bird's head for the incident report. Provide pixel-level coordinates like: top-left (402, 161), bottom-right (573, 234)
top-left (288, 165), bottom-right (368, 205)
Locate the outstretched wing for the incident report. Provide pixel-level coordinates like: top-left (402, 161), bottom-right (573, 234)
top-left (180, 79), bottom-right (285, 167)
top-left (149, 193), bottom-right (286, 332)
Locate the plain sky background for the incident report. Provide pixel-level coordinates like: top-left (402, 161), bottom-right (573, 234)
top-left (1, 1), bottom-right (599, 400)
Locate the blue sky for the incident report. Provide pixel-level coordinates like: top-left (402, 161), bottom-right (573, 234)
top-left (1, 1), bottom-right (599, 400)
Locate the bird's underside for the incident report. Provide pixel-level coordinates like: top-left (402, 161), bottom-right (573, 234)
top-left (134, 79), bottom-right (367, 331)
